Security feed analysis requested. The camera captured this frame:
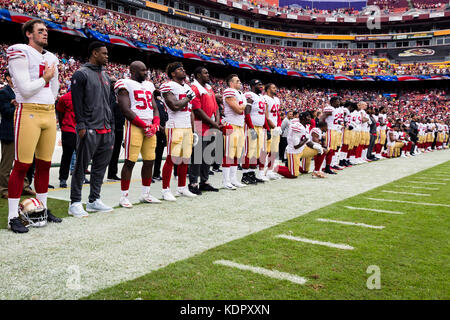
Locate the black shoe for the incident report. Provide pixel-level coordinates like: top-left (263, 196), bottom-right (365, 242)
top-left (188, 185), bottom-right (202, 195)
top-left (368, 156), bottom-right (379, 161)
top-left (107, 175), bottom-right (121, 181)
top-left (241, 173), bottom-right (255, 185)
top-left (323, 168), bottom-right (337, 175)
top-left (212, 167), bottom-right (222, 172)
top-left (209, 170), bottom-right (215, 175)
top-left (249, 171), bottom-right (264, 183)
top-left (59, 181), bottom-right (67, 188)
top-left (48, 184), bottom-right (55, 189)
top-left (153, 176), bottom-right (162, 181)
top-left (47, 209), bottom-right (62, 223)
top-left (9, 217), bottom-right (28, 233)
top-left (199, 183), bottom-right (219, 192)
top-left (237, 165), bottom-right (242, 171)
top-left (84, 178), bottom-right (90, 184)
top-left (339, 160), bottom-right (346, 167)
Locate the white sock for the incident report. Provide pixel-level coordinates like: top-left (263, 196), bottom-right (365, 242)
top-left (36, 193), bottom-right (48, 208)
top-left (142, 186), bottom-right (150, 195)
top-left (243, 169), bottom-right (249, 174)
top-left (230, 166), bottom-right (238, 183)
top-left (223, 167), bottom-right (230, 184)
top-left (8, 198), bottom-right (20, 222)
top-left (121, 190), bottom-right (129, 197)
top-left (259, 169), bottom-right (265, 177)
top-left (267, 169), bottom-right (273, 175)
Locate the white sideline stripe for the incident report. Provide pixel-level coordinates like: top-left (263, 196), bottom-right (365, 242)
top-left (213, 260), bottom-right (307, 285)
top-left (381, 190), bottom-right (431, 197)
top-left (276, 234), bottom-right (354, 250)
top-left (316, 218), bottom-right (385, 229)
top-left (407, 181), bottom-right (446, 185)
top-left (413, 177), bottom-right (450, 181)
top-left (367, 198), bottom-right (450, 208)
top-left (345, 206), bottom-right (404, 215)
top-left (397, 186), bottom-right (439, 191)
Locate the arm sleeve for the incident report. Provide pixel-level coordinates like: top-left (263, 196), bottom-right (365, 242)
top-left (190, 86), bottom-right (201, 110)
top-left (8, 57), bottom-right (46, 99)
top-left (264, 117), bottom-right (270, 131)
top-left (71, 71), bottom-right (87, 131)
top-left (245, 113), bottom-right (255, 129)
top-left (50, 64), bottom-right (59, 100)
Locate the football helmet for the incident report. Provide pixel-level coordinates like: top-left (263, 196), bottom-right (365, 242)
top-left (19, 198), bottom-right (47, 228)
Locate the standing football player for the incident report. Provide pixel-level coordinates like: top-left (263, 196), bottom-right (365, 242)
top-left (160, 62), bottom-right (197, 201)
top-left (263, 83), bottom-right (282, 180)
top-left (6, 19), bottom-right (62, 233)
top-left (115, 61), bottom-right (161, 208)
top-left (221, 74), bottom-right (246, 189)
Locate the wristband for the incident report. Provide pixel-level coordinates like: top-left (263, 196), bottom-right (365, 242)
top-left (132, 116), bottom-right (147, 128)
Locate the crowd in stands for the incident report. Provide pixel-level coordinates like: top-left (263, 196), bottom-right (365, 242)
top-left (1, 0), bottom-right (449, 76)
top-left (222, 0), bottom-right (446, 16)
top-left (1, 41), bottom-right (448, 124)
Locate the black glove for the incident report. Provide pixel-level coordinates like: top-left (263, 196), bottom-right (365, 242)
top-left (267, 129), bottom-right (271, 141)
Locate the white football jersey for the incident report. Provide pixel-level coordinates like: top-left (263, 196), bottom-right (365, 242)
top-left (350, 110), bottom-right (362, 131)
top-left (114, 79), bottom-right (155, 121)
top-left (223, 88), bottom-right (246, 127)
top-left (245, 91), bottom-right (266, 127)
top-left (360, 110), bottom-right (370, 132)
top-left (7, 44), bottom-right (59, 104)
top-left (378, 114), bottom-right (387, 130)
top-left (323, 105), bottom-right (335, 130)
top-left (387, 129), bottom-right (397, 145)
top-left (160, 80), bottom-right (192, 128)
top-left (264, 95), bottom-right (280, 126)
top-left (286, 119), bottom-right (309, 154)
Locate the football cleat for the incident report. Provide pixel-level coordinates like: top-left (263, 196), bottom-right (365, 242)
top-left (162, 189), bottom-right (177, 201)
top-left (8, 217), bottom-right (29, 233)
top-left (140, 193), bottom-right (162, 204)
top-left (223, 183), bottom-right (237, 190)
top-left (46, 209), bottom-right (62, 223)
top-left (175, 186), bottom-right (197, 198)
top-left (119, 196), bottom-right (133, 208)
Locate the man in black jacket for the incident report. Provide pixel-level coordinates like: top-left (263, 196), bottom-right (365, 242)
top-left (366, 107), bottom-right (379, 161)
top-left (69, 42), bottom-right (114, 217)
top-left (409, 115), bottom-right (419, 155)
top-left (0, 72), bottom-right (34, 198)
top-left (152, 91), bottom-right (168, 181)
top-left (107, 79), bottom-right (125, 181)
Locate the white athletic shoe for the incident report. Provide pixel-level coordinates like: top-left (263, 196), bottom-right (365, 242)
top-left (140, 193), bottom-right (162, 204)
top-left (266, 170), bottom-right (281, 180)
top-left (162, 188), bottom-right (176, 201)
top-left (68, 202), bottom-right (89, 218)
top-left (223, 182), bottom-right (237, 190)
top-left (119, 196), bottom-right (133, 208)
top-left (175, 186), bottom-right (197, 198)
top-left (230, 180), bottom-right (245, 188)
top-left (86, 199), bottom-right (113, 213)
top-left (255, 171), bottom-right (269, 182)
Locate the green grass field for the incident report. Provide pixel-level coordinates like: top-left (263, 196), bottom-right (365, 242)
top-left (84, 162), bottom-right (450, 300)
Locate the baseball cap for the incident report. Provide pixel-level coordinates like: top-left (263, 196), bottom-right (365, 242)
top-left (250, 79), bottom-right (262, 86)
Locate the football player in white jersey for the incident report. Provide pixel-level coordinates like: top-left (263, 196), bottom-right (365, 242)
top-left (115, 61), bottom-right (161, 208)
top-left (222, 74), bottom-right (246, 189)
top-left (320, 96), bottom-right (342, 174)
top-left (263, 83), bottom-right (282, 180)
top-left (6, 19), bottom-right (61, 233)
top-left (242, 79), bottom-right (270, 184)
top-left (160, 62), bottom-right (197, 200)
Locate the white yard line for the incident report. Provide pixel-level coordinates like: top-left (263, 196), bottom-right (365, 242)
top-left (407, 181), bottom-right (446, 185)
top-left (412, 177), bottom-right (450, 181)
top-left (316, 218), bottom-right (385, 229)
top-left (367, 198), bottom-right (450, 207)
top-left (381, 190), bottom-right (431, 196)
top-left (345, 206), bottom-right (404, 215)
top-left (213, 260), bottom-right (307, 285)
top-left (276, 234), bottom-right (354, 250)
top-left (397, 186), bottom-right (439, 191)
top-left (0, 149), bottom-right (448, 299)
